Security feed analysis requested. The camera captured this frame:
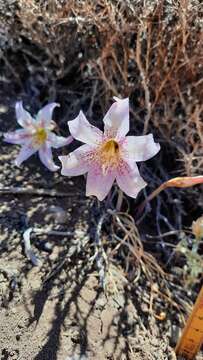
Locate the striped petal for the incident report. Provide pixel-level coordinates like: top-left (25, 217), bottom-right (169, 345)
top-left (103, 97), bottom-right (129, 139)
top-left (68, 111), bottom-right (103, 145)
top-left (36, 103), bottom-right (60, 127)
top-left (4, 129), bottom-right (31, 144)
top-left (86, 166), bottom-right (116, 201)
top-left (122, 134), bottom-right (160, 162)
top-left (15, 144), bottom-right (37, 166)
top-left (47, 133), bottom-right (73, 149)
top-left (116, 161), bottom-right (146, 198)
top-left (59, 144), bottom-right (91, 176)
top-left (38, 143), bottom-right (59, 171)
top-left (15, 102), bottom-right (35, 130)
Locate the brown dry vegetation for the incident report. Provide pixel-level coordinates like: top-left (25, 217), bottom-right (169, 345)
top-left (0, 1), bottom-right (203, 359)
top-left (1, 0), bottom-right (203, 174)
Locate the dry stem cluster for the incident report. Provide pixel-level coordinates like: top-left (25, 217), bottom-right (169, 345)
top-left (0, 1), bottom-right (202, 175)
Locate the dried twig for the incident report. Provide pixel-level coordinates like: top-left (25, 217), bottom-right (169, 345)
top-left (34, 228), bottom-right (73, 237)
top-left (0, 187), bottom-right (82, 197)
top-left (136, 26), bottom-right (151, 135)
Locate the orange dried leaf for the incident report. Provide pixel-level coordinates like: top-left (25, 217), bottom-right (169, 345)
top-left (165, 176), bottom-right (203, 189)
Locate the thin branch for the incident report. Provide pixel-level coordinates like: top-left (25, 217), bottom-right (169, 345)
top-left (0, 186), bottom-right (82, 197)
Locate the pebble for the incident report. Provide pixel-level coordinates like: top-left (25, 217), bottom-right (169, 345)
top-left (45, 205), bottom-right (67, 224)
top-left (141, 303), bottom-right (149, 313)
top-left (16, 334), bottom-right (20, 341)
top-left (15, 175), bottom-right (24, 182)
top-left (0, 104), bottom-right (8, 113)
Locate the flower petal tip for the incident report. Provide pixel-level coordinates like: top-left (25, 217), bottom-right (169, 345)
top-left (15, 100), bottom-right (23, 108)
top-left (51, 165), bottom-right (60, 172)
top-left (4, 132), bottom-right (15, 144)
top-left (58, 155), bottom-right (65, 169)
top-left (85, 190), bottom-right (105, 202)
top-left (58, 155), bottom-right (74, 177)
top-left (3, 133), bottom-right (9, 142)
top-left (155, 141), bottom-right (161, 153)
top-left (48, 102), bottom-right (60, 110)
top-left (14, 159), bottom-right (21, 167)
top-left (113, 96), bottom-right (129, 103)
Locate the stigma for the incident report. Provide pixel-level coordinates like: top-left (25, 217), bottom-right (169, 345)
top-left (34, 127), bottom-right (47, 146)
top-left (100, 139), bottom-right (120, 175)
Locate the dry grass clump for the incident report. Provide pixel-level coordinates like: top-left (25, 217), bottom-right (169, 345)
top-left (89, 204), bottom-right (192, 317)
top-left (0, 0), bottom-right (202, 176)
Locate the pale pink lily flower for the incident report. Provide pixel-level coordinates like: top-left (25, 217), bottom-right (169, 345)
top-left (4, 102), bottom-right (73, 171)
top-left (59, 97), bottom-right (160, 201)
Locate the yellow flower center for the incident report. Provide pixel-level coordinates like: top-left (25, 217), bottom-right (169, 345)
top-left (100, 139), bottom-right (120, 174)
top-left (34, 127), bottom-right (47, 146)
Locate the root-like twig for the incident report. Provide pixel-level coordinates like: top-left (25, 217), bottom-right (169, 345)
top-left (0, 186), bottom-right (82, 197)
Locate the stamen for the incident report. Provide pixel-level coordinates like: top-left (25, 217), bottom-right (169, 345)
top-left (100, 139), bottom-right (120, 175)
top-left (34, 128), bottom-right (47, 146)
top-left (102, 139), bottom-right (119, 154)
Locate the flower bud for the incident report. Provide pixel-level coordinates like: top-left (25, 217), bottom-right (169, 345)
top-left (166, 176), bottom-right (203, 188)
top-left (192, 216), bottom-right (203, 240)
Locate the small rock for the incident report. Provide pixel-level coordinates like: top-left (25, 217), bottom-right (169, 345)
top-left (0, 104), bottom-right (8, 113)
top-left (45, 206), bottom-right (67, 224)
top-left (16, 334), bottom-right (20, 341)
